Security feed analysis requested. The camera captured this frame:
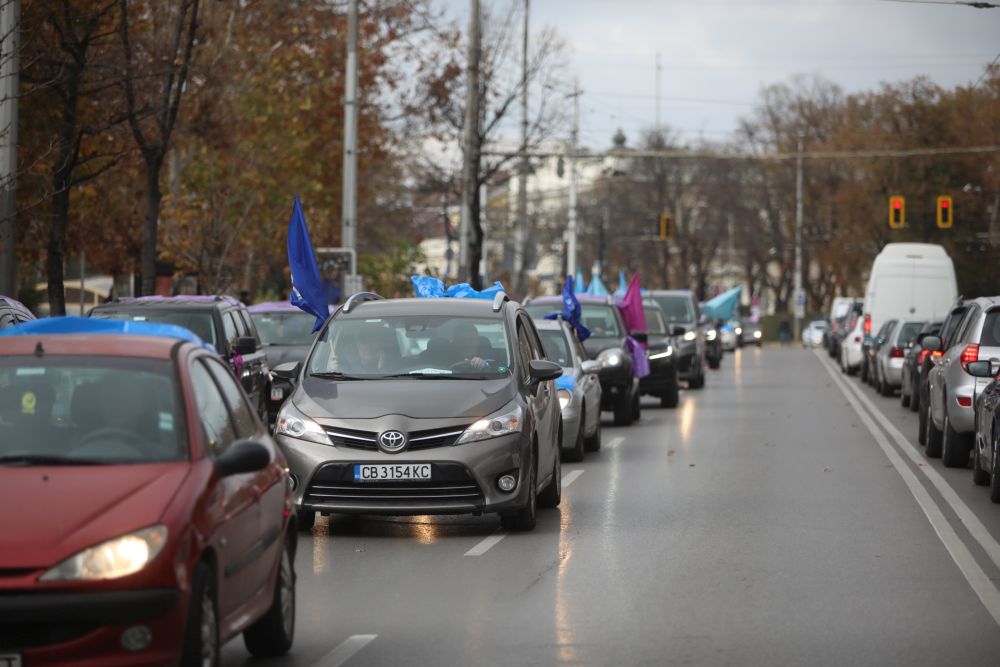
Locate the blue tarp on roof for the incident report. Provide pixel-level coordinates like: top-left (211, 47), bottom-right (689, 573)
top-left (0, 316), bottom-right (215, 351)
top-left (701, 286), bottom-right (742, 322)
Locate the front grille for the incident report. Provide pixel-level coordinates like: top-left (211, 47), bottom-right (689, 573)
top-left (0, 622), bottom-right (97, 650)
top-left (304, 462), bottom-right (484, 506)
top-left (323, 425), bottom-right (470, 452)
top-left (324, 427), bottom-right (378, 450)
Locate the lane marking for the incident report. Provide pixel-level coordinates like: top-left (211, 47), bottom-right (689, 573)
top-left (313, 634), bottom-right (378, 667)
top-left (818, 353), bottom-right (1000, 627)
top-left (562, 470), bottom-right (584, 488)
top-left (606, 436), bottom-right (625, 449)
top-left (465, 530), bottom-right (507, 556)
top-left (816, 351), bottom-right (1000, 571)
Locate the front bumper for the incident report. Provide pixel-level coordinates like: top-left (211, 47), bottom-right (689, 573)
top-left (560, 400), bottom-right (583, 449)
top-left (640, 357), bottom-right (678, 395)
top-left (277, 429), bottom-right (532, 516)
top-left (598, 367), bottom-right (633, 409)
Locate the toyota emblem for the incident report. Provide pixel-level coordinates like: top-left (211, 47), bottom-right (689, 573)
top-left (378, 430), bottom-right (407, 453)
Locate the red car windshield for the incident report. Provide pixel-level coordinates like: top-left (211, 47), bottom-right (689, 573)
top-left (0, 357), bottom-right (187, 465)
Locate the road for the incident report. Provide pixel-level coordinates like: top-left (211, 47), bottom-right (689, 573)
top-left (223, 346), bottom-right (1000, 666)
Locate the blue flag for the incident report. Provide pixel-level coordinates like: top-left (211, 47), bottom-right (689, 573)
top-left (545, 275), bottom-right (591, 342)
top-left (574, 268), bottom-right (587, 295)
top-left (287, 196), bottom-right (329, 332)
top-left (587, 273), bottom-right (609, 297)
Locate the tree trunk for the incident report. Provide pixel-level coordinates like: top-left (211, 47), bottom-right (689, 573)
top-left (140, 159), bottom-right (163, 295)
top-left (468, 189), bottom-right (483, 289)
top-left (46, 185), bottom-right (69, 316)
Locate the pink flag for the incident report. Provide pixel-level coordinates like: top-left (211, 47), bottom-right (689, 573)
top-left (616, 272), bottom-right (647, 336)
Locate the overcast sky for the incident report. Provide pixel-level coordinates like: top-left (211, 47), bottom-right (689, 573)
top-left (434, 0), bottom-right (1000, 148)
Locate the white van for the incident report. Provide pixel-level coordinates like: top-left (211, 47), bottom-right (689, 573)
top-left (862, 243), bottom-right (958, 339)
top-left (829, 296), bottom-right (861, 322)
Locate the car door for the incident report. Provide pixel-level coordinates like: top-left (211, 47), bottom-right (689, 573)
top-left (523, 315), bottom-right (559, 484)
top-left (517, 315), bottom-right (555, 487)
top-left (188, 358), bottom-right (261, 617)
top-left (934, 306), bottom-right (979, 424)
top-left (572, 329), bottom-right (600, 435)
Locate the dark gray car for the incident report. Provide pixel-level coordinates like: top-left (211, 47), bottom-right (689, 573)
top-left (647, 290), bottom-right (707, 386)
top-left (273, 292), bottom-right (564, 532)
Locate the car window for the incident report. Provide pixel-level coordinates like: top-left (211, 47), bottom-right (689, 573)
top-left (537, 329), bottom-right (572, 366)
top-left (229, 309), bottom-right (250, 338)
top-left (956, 306), bottom-right (980, 344)
top-left (91, 309), bottom-right (218, 347)
top-left (203, 358), bottom-right (257, 439)
top-left (223, 311), bottom-right (240, 347)
top-left (516, 322), bottom-right (533, 384)
top-left (189, 360), bottom-right (237, 456)
top-left (252, 311), bottom-right (317, 346)
top-left (651, 295), bottom-right (695, 324)
top-left (980, 311), bottom-right (1000, 347)
top-left (896, 322), bottom-right (923, 348)
top-left (0, 311), bottom-right (13, 329)
top-left (940, 306), bottom-right (969, 347)
top-left (308, 315), bottom-right (512, 379)
top-left (580, 304), bottom-right (623, 337)
top-left (644, 307), bottom-right (668, 335)
top-left (523, 316), bottom-right (546, 361)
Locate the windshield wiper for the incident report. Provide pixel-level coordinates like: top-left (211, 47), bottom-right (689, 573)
top-left (0, 454), bottom-right (107, 466)
top-left (309, 371), bottom-right (363, 380)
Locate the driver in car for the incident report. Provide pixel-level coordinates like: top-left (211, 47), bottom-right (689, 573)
top-left (451, 322), bottom-right (494, 370)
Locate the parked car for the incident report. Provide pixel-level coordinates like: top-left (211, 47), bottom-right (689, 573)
top-left (0, 318), bottom-right (296, 666)
top-left (720, 320), bottom-right (739, 351)
top-left (865, 320), bottom-right (895, 387)
top-left (919, 300), bottom-right (969, 447)
top-left (872, 319), bottom-right (924, 397)
top-left (0, 295), bottom-right (35, 328)
top-left (924, 296), bottom-right (1000, 466)
top-left (525, 294), bottom-right (642, 425)
top-left (738, 319), bottom-right (763, 347)
top-left (534, 318), bottom-right (603, 461)
top-left (646, 290), bottom-right (709, 382)
top-left (802, 320), bottom-right (829, 348)
top-left (969, 358), bottom-right (1000, 501)
top-left (900, 320), bottom-right (942, 411)
top-left (839, 313), bottom-right (865, 375)
top-left (249, 301), bottom-right (333, 423)
top-left (275, 292), bottom-right (564, 532)
top-left (640, 299), bottom-right (681, 408)
top-left (825, 297), bottom-right (861, 355)
top-left (827, 299), bottom-right (863, 359)
top-left (90, 295), bottom-right (271, 421)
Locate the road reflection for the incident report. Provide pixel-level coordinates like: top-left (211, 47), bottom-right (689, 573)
top-left (312, 514), bottom-right (331, 574)
top-left (678, 394), bottom-right (696, 445)
top-left (555, 495), bottom-right (577, 663)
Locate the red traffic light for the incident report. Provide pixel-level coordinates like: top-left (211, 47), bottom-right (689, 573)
top-left (892, 199), bottom-right (902, 210)
top-left (940, 199), bottom-right (950, 209)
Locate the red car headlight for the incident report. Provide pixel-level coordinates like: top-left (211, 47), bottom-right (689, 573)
top-left (39, 525), bottom-right (168, 582)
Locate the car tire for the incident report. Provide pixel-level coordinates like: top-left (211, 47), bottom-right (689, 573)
top-left (910, 379), bottom-right (921, 413)
top-left (941, 413), bottom-right (971, 468)
top-left (244, 536), bottom-right (296, 658)
top-left (584, 415), bottom-right (602, 452)
top-left (660, 383), bottom-right (679, 408)
top-left (918, 399), bottom-right (929, 446)
top-left (181, 562), bottom-right (219, 667)
top-left (296, 509), bottom-right (315, 532)
top-left (501, 453), bottom-right (537, 531)
top-left (631, 391), bottom-right (641, 421)
top-left (613, 391), bottom-right (634, 426)
top-left (990, 434), bottom-right (1000, 504)
top-left (563, 416), bottom-right (585, 463)
top-left (707, 356), bottom-right (720, 370)
top-left (689, 372), bottom-right (705, 389)
top-left (901, 389), bottom-right (910, 408)
top-left (539, 437), bottom-right (561, 509)
top-left (860, 361), bottom-right (868, 383)
top-left (880, 375), bottom-right (893, 397)
top-left (973, 434), bottom-right (990, 486)
top-left (926, 411), bottom-right (944, 458)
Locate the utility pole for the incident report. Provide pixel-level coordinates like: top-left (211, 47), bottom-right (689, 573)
top-left (459, 0), bottom-right (480, 283)
top-left (793, 131), bottom-right (805, 342)
top-left (480, 181), bottom-right (488, 283)
top-left (512, 0), bottom-right (529, 292)
top-left (0, 0), bottom-right (19, 296)
top-left (566, 79), bottom-right (581, 279)
top-left (341, 0), bottom-right (360, 295)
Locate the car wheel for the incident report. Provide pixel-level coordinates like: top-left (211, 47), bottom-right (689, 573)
top-left (860, 361), bottom-right (868, 383)
top-left (707, 356), bottom-right (720, 370)
top-left (880, 374), bottom-right (893, 397)
top-left (584, 414), bottom-right (602, 452)
top-left (563, 415), bottom-right (585, 463)
top-left (660, 383), bottom-right (679, 408)
top-left (990, 433), bottom-right (1000, 504)
top-left (689, 372), bottom-right (705, 389)
top-left (296, 509), bottom-right (315, 532)
top-left (500, 453), bottom-right (537, 531)
top-left (901, 387), bottom-right (911, 408)
top-left (941, 413), bottom-right (972, 468)
top-left (244, 536), bottom-right (296, 657)
top-left (910, 379), bottom-right (921, 413)
top-left (613, 391), bottom-right (634, 426)
top-left (974, 434), bottom-right (990, 486)
top-left (926, 410), bottom-right (944, 458)
top-left (539, 436), bottom-right (561, 509)
top-left (918, 399), bottom-right (929, 446)
top-left (181, 562), bottom-right (219, 667)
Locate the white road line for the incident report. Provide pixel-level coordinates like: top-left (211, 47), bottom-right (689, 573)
top-left (465, 530), bottom-right (508, 556)
top-left (816, 351), bottom-right (1000, 571)
top-left (606, 436), bottom-right (625, 449)
top-left (313, 634), bottom-right (378, 667)
top-left (562, 469), bottom-right (584, 488)
top-left (818, 353), bottom-right (1000, 627)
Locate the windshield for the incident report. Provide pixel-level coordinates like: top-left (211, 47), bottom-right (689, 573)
top-left (644, 307), bottom-right (668, 335)
top-left (537, 329), bottom-right (572, 367)
top-left (651, 295), bottom-right (695, 324)
top-left (307, 315), bottom-right (511, 379)
top-left (524, 303), bottom-right (623, 337)
top-left (91, 309), bottom-right (217, 347)
top-left (896, 321), bottom-right (924, 348)
top-left (252, 311), bottom-right (317, 346)
top-left (0, 357), bottom-right (185, 465)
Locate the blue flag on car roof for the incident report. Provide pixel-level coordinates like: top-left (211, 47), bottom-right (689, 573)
top-left (586, 273), bottom-right (609, 297)
top-left (287, 196), bottom-right (329, 333)
top-left (702, 285), bottom-right (742, 322)
top-left (410, 276), bottom-right (505, 300)
top-left (0, 316), bottom-right (216, 352)
top-left (574, 268), bottom-right (587, 295)
top-left (544, 275), bottom-right (591, 342)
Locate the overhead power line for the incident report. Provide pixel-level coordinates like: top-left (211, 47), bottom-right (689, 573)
top-left (481, 145), bottom-right (1000, 162)
top-left (974, 51), bottom-right (1000, 88)
top-left (881, 0), bottom-right (999, 8)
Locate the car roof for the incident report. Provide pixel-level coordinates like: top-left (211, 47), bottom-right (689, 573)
top-left (95, 295), bottom-right (242, 310)
top-left (532, 318), bottom-right (569, 331)
top-left (0, 333), bottom-right (183, 360)
top-left (646, 289), bottom-right (695, 298)
top-left (248, 300), bottom-right (336, 314)
top-left (338, 297), bottom-right (515, 318)
top-left (967, 296), bottom-right (1000, 310)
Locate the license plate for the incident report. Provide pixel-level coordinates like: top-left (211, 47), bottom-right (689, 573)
top-left (354, 463), bottom-right (432, 482)
top-left (0, 654), bottom-right (22, 667)
top-left (270, 387), bottom-right (284, 401)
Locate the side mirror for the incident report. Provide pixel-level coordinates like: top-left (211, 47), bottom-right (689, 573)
top-left (581, 360), bottom-right (600, 375)
top-left (215, 439), bottom-right (271, 477)
top-left (233, 336), bottom-right (258, 355)
top-left (967, 360), bottom-right (992, 378)
top-left (922, 335), bottom-right (942, 352)
top-left (529, 359), bottom-right (563, 383)
top-left (671, 326), bottom-right (686, 337)
top-left (631, 331), bottom-right (648, 344)
top-left (272, 361), bottom-right (301, 382)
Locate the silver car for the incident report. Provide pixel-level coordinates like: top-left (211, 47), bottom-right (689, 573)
top-left (925, 296), bottom-right (1000, 467)
top-left (872, 319), bottom-right (924, 397)
top-left (534, 319), bottom-right (603, 461)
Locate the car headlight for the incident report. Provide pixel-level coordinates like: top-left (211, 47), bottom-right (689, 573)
top-left (457, 404), bottom-right (523, 444)
top-left (648, 346), bottom-right (673, 360)
top-left (276, 401), bottom-right (332, 445)
top-left (557, 389), bottom-right (572, 410)
top-left (39, 525), bottom-right (167, 582)
top-left (598, 348), bottom-right (624, 368)
top-left (705, 330), bottom-right (717, 341)
top-left (754, 330), bottom-right (762, 338)
top-left (683, 331), bottom-right (697, 342)
top-left (735, 327), bottom-right (742, 335)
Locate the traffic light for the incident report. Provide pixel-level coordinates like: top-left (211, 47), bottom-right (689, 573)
top-left (937, 195), bottom-right (953, 229)
top-left (888, 195), bottom-right (905, 229)
top-left (659, 211), bottom-right (674, 240)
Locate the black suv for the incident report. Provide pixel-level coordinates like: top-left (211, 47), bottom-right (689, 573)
top-left (647, 290), bottom-right (708, 387)
top-left (641, 298), bottom-right (681, 408)
top-left (524, 294), bottom-right (641, 426)
top-left (0, 296), bottom-right (35, 329)
top-left (272, 292), bottom-right (564, 532)
top-left (90, 295), bottom-right (270, 419)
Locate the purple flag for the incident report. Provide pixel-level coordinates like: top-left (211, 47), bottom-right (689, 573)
top-left (616, 273), bottom-right (647, 339)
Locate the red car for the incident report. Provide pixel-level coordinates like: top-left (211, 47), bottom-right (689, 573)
top-left (0, 318), bottom-right (297, 666)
